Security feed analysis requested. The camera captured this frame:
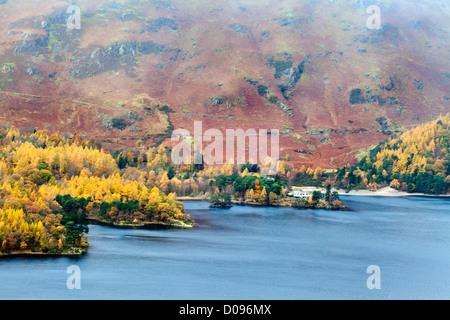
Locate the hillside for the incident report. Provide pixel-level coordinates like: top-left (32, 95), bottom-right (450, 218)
top-left (0, 0), bottom-right (449, 169)
top-left (335, 114), bottom-right (450, 194)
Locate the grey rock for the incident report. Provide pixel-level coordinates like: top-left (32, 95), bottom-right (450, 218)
top-left (229, 24), bottom-right (248, 33)
top-left (210, 97), bottom-right (224, 106)
top-left (145, 18), bottom-right (178, 32)
top-left (70, 40), bottom-right (166, 79)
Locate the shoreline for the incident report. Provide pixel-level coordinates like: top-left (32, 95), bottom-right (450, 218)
top-left (3, 192), bottom-right (445, 258)
top-left (177, 188), bottom-right (450, 203)
top-left (0, 218), bottom-right (194, 258)
top-left (335, 187), bottom-right (450, 198)
top-left (0, 248), bottom-right (86, 259)
top-left (87, 217), bottom-right (194, 229)
top-left (176, 196), bottom-right (209, 201)
top-left (231, 198), bottom-right (347, 211)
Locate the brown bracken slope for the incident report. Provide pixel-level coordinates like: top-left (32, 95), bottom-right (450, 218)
top-left (0, 0), bottom-right (448, 169)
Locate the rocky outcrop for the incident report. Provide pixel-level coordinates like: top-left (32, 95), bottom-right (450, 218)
top-left (210, 97), bottom-right (224, 106)
top-left (276, 60), bottom-right (306, 100)
top-left (13, 36), bottom-right (48, 55)
top-left (70, 41), bottom-right (167, 79)
top-left (273, 16), bottom-right (303, 28)
top-left (376, 116), bottom-right (392, 134)
top-left (275, 99), bottom-right (294, 117)
top-left (354, 23), bottom-right (400, 44)
top-left (145, 17), bottom-right (178, 32)
top-left (229, 24), bottom-right (248, 33)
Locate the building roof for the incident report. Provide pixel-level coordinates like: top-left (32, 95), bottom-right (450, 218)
top-left (291, 186), bottom-right (325, 192)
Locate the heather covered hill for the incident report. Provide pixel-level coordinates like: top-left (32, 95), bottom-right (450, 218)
top-left (0, 0), bottom-right (449, 169)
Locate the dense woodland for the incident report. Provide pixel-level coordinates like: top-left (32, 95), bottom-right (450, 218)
top-left (0, 125), bottom-right (339, 255)
top-left (1, 114), bottom-right (448, 254)
top-left (335, 114), bottom-right (450, 194)
top-left (0, 127), bottom-right (191, 255)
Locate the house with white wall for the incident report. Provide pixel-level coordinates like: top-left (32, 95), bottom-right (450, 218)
top-left (289, 187), bottom-right (326, 199)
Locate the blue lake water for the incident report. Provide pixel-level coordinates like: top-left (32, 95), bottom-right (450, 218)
top-left (0, 196), bottom-right (449, 300)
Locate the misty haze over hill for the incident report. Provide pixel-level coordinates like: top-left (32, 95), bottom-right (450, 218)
top-left (0, 0), bottom-right (448, 168)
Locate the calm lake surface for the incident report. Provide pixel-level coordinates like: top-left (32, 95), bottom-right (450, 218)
top-left (1, 196), bottom-right (449, 300)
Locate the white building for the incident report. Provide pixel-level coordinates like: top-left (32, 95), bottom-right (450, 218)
top-left (289, 187), bottom-right (326, 199)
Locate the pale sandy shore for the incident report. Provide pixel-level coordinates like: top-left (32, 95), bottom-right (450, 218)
top-left (335, 187), bottom-right (450, 198)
